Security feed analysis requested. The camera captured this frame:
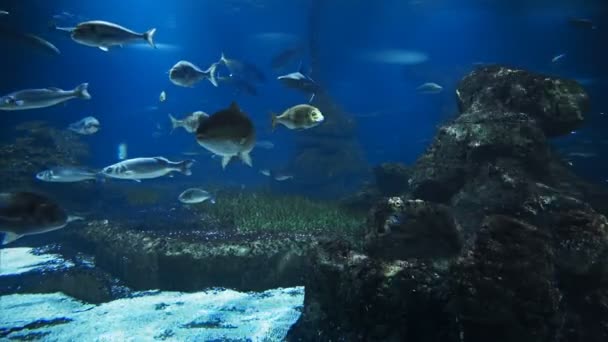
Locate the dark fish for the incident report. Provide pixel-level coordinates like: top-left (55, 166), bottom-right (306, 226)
top-left (196, 102), bottom-right (256, 169)
top-left (0, 191), bottom-right (83, 245)
top-left (0, 27), bottom-right (60, 56)
top-left (277, 64), bottom-right (320, 102)
top-left (218, 75), bottom-right (258, 96)
top-left (219, 53), bottom-right (266, 83)
top-left (568, 18), bottom-right (597, 30)
top-left (271, 46), bottom-right (303, 70)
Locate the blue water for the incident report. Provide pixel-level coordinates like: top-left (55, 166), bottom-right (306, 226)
top-left (1, 0), bottom-right (606, 187)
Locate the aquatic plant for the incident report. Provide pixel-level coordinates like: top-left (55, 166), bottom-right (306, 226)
top-left (204, 190), bottom-right (365, 236)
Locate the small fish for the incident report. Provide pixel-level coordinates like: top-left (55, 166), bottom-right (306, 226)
top-left (36, 167), bottom-right (99, 183)
top-left (101, 157), bottom-right (194, 182)
top-left (117, 143), bottom-right (128, 160)
top-left (0, 191), bottom-right (83, 245)
top-left (0, 83), bottom-right (90, 111)
top-left (68, 20), bottom-right (156, 51)
top-left (196, 102), bottom-right (256, 169)
top-left (271, 104), bottom-right (324, 131)
top-left (0, 10), bottom-right (9, 15)
top-left (219, 52), bottom-right (266, 83)
top-left (277, 64), bottom-right (320, 102)
top-left (178, 188), bottom-right (215, 204)
top-left (552, 53), bottom-right (566, 64)
top-left (260, 169), bottom-right (271, 176)
top-left (255, 140), bottom-right (275, 149)
top-left (169, 60), bottom-right (218, 87)
top-left (416, 82), bottom-right (443, 94)
top-left (274, 173), bottom-right (294, 181)
top-left (68, 116), bottom-right (100, 135)
top-left (568, 18), bottom-right (597, 30)
top-left (169, 111), bottom-right (208, 133)
top-left (159, 90), bottom-right (166, 102)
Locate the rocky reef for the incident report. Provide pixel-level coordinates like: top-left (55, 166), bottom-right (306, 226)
top-left (286, 66), bottom-right (608, 341)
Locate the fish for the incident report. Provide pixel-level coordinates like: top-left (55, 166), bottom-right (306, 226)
top-left (260, 169), bottom-right (271, 176)
top-left (0, 191), bottom-right (83, 245)
top-left (359, 49), bottom-right (428, 65)
top-left (0, 10), bottom-right (9, 15)
top-left (169, 111), bottom-right (208, 133)
top-left (169, 60), bottom-right (219, 87)
top-left (101, 157), bottom-right (194, 182)
top-left (159, 91), bottom-right (166, 102)
top-left (271, 46), bottom-right (303, 70)
top-left (178, 188), bottom-right (216, 204)
top-left (68, 116), bottom-right (100, 135)
top-left (416, 82), bottom-right (443, 94)
top-left (117, 143), bottom-right (128, 160)
top-left (271, 104), bottom-right (324, 131)
top-left (0, 83), bottom-right (91, 111)
top-left (552, 53), bottom-right (566, 64)
top-left (277, 64), bottom-right (320, 102)
top-left (68, 20), bottom-right (156, 51)
top-left (0, 27), bottom-right (60, 56)
top-left (274, 174), bottom-right (294, 181)
top-left (219, 52), bottom-right (266, 83)
top-left (36, 167), bottom-right (99, 183)
top-left (196, 101), bottom-right (256, 169)
top-left (255, 140), bottom-right (275, 149)
top-left (568, 18), bottom-right (597, 30)
top-left (217, 75), bottom-right (258, 96)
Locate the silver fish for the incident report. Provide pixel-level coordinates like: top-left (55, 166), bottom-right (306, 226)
top-left (101, 157), bottom-right (193, 182)
top-left (416, 82), bottom-right (443, 94)
top-left (0, 83), bottom-right (90, 111)
top-left (0, 191), bottom-right (83, 245)
top-left (169, 60), bottom-right (218, 87)
top-left (69, 20), bottom-right (156, 51)
top-left (36, 167), bottom-right (99, 183)
top-left (169, 111), bottom-right (208, 133)
top-left (68, 116), bottom-right (100, 135)
top-left (0, 10), bottom-right (9, 16)
top-left (277, 65), bottom-right (320, 102)
top-left (178, 188), bottom-right (215, 204)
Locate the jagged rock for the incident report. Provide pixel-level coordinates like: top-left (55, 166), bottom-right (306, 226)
top-left (366, 197), bottom-right (463, 259)
top-left (286, 239), bottom-right (456, 341)
top-left (449, 215), bottom-right (561, 342)
top-left (373, 162), bottom-right (411, 196)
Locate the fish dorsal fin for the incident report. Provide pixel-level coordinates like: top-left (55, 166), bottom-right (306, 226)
top-left (229, 101), bottom-right (241, 112)
top-left (297, 60), bottom-right (304, 74)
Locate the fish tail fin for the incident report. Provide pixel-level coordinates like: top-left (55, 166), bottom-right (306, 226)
top-left (168, 113), bottom-right (179, 133)
top-left (239, 151), bottom-right (253, 167)
top-left (206, 62), bottom-right (219, 87)
top-left (221, 156), bottom-right (232, 170)
top-left (74, 83), bottom-right (91, 100)
top-left (2, 232), bottom-right (21, 245)
top-left (179, 160), bottom-right (194, 176)
top-left (270, 112), bottom-right (278, 132)
top-left (144, 28), bottom-right (157, 48)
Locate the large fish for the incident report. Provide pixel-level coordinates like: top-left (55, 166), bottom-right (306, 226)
top-left (101, 157), bottom-right (193, 182)
top-left (36, 167), bottom-right (99, 183)
top-left (169, 60), bottom-right (218, 87)
top-left (0, 191), bottom-right (83, 245)
top-left (68, 116), bottom-right (100, 135)
top-left (0, 83), bottom-right (91, 111)
top-left (277, 65), bottom-right (320, 102)
top-left (68, 20), bottom-right (156, 51)
top-left (196, 102), bottom-right (256, 169)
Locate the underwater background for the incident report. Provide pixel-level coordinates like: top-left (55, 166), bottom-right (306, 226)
top-left (1, 0), bottom-right (608, 341)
